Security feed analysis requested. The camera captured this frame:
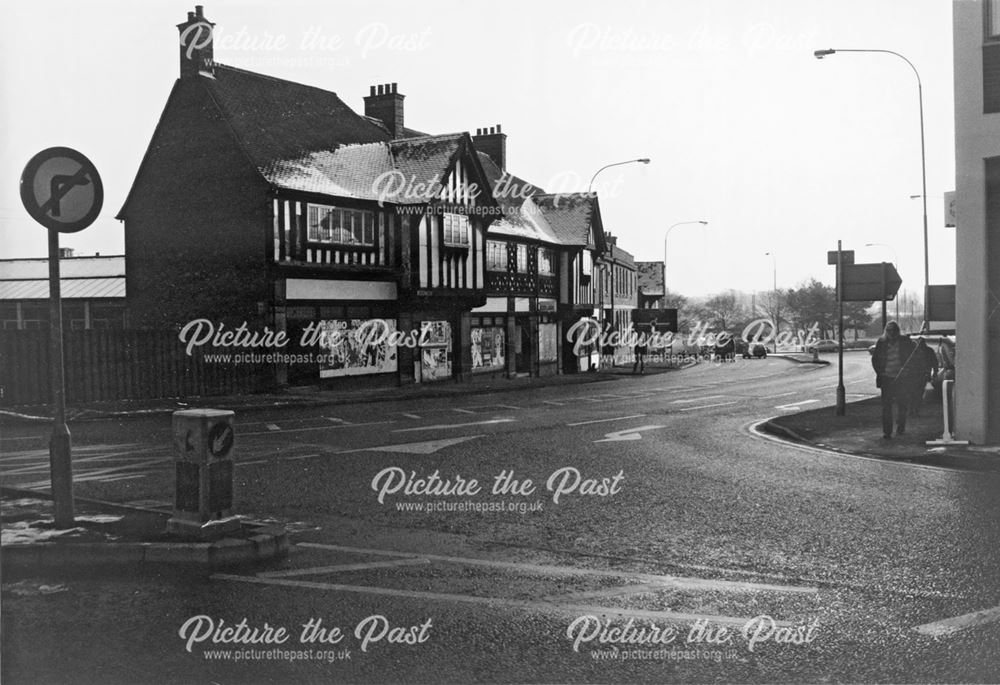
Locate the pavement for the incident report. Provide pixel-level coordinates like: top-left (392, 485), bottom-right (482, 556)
top-left (762, 393), bottom-right (1000, 472)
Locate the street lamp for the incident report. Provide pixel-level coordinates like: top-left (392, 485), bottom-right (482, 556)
top-left (663, 220), bottom-right (708, 293)
top-left (813, 47), bottom-right (929, 331)
top-left (765, 252), bottom-right (779, 353)
top-left (587, 158), bottom-right (651, 195)
top-left (865, 242), bottom-right (900, 321)
top-left (587, 158), bottom-right (649, 369)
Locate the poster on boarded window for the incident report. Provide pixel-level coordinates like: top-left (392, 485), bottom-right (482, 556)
top-left (318, 319), bottom-right (398, 378)
top-left (539, 323), bottom-right (558, 362)
top-left (471, 327), bottom-right (505, 370)
top-left (420, 320), bottom-right (452, 381)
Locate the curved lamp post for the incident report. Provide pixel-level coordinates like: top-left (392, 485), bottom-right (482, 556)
top-left (663, 220), bottom-right (708, 293)
top-left (587, 158), bottom-right (651, 195)
top-left (814, 47), bottom-right (929, 331)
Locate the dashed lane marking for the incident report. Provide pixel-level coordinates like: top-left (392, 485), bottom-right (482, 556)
top-left (670, 395), bottom-right (725, 404)
top-left (258, 558), bottom-right (430, 578)
top-left (567, 414), bottom-right (645, 427)
top-left (392, 419), bottom-right (514, 433)
top-left (241, 420), bottom-right (393, 436)
top-left (401, 413), bottom-right (421, 420)
top-left (775, 399), bottom-right (820, 411)
top-left (286, 454), bottom-right (319, 461)
top-left (913, 605), bottom-right (1000, 637)
top-left (761, 391), bottom-right (797, 399)
top-left (542, 400), bottom-right (566, 406)
top-left (452, 408), bottom-right (475, 414)
top-left (266, 424), bottom-right (280, 431)
top-left (678, 401), bottom-right (739, 412)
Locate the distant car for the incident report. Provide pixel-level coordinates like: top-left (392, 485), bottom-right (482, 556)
top-left (807, 339), bottom-right (841, 353)
top-left (742, 342), bottom-right (768, 359)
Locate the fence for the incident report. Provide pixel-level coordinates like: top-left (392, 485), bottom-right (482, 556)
top-left (0, 329), bottom-right (275, 406)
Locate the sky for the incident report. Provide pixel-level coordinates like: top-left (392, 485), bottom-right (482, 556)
top-left (0, 0), bottom-right (956, 298)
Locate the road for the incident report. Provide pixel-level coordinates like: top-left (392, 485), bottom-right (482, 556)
top-left (3, 353), bottom-right (1000, 683)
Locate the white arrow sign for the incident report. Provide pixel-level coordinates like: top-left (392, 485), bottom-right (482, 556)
top-left (594, 425), bottom-right (666, 443)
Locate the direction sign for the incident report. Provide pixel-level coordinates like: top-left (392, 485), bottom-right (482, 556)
top-left (927, 285), bottom-right (956, 322)
top-left (827, 250), bottom-right (854, 266)
top-left (20, 147), bottom-right (103, 233)
top-left (840, 262), bottom-right (902, 302)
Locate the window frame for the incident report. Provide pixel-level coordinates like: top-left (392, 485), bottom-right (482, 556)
top-left (442, 212), bottom-right (471, 248)
top-left (307, 203), bottom-right (376, 247)
top-left (486, 240), bottom-right (507, 271)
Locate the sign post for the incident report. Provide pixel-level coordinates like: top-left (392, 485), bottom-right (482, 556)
top-left (19, 147), bottom-right (103, 528)
top-left (836, 241), bottom-right (846, 416)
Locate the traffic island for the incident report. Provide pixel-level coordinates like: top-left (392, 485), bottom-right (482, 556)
top-left (0, 489), bottom-right (289, 573)
top-left (762, 397), bottom-right (1000, 472)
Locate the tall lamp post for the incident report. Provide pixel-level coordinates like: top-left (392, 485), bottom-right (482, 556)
top-left (865, 242), bottom-right (900, 322)
top-left (765, 251), bottom-right (779, 353)
top-left (814, 47), bottom-right (929, 331)
top-left (588, 158), bottom-right (651, 195)
top-left (587, 157), bottom-right (650, 369)
top-left (663, 220), bottom-right (709, 292)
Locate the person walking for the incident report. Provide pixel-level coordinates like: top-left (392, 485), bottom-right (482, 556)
top-left (910, 337), bottom-right (939, 415)
top-left (871, 321), bottom-right (918, 439)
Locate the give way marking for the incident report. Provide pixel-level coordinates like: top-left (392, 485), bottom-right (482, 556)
top-left (594, 425), bottom-right (666, 443)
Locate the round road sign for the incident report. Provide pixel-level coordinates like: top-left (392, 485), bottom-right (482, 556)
top-left (20, 147), bottom-right (103, 233)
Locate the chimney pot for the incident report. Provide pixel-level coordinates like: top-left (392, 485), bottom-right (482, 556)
top-left (195, 5), bottom-right (203, 17)
top-left (363, 81), bottom-right (405, 138)
top-left (391, 82), bottom-right (397, 93)
top-left (370, 85), bottom-right (376, 96)
top-left (496, 124), bottom-right (502, 133)
top-left (187, 11), bottom-right (195, 20)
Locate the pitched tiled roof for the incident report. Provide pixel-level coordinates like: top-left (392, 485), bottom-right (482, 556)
top-left (205, 64), bottom-right (391, 170)
top-left (261, 134), bottom-right (473, 204)
top-left (636, 261), bottom-right (665, 296)
top-left (611, 244), bottom-right (635, 268)
top-left (528, 193), bottom-right (605, 249)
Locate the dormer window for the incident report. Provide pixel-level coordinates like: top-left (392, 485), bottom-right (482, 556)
top-left (307, 204), bottom-right (375, 246)
top-left (443, 213), bottom-right (470, 247)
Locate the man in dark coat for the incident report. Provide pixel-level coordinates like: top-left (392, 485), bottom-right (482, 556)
top-left (871, 321), bottom-right (918, 439)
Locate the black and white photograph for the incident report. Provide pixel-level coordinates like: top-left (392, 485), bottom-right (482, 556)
top-left (1, 1), bottom-right (998, 682)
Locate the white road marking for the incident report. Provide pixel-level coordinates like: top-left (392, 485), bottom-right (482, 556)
top-left (913, 605), bottom-right (1000, 637)
top-left (542, 400), bottom-right (566, 406)
top-left (326, 417), bottom-right (346, 423)
top-left (236, 459), bottom-right (268, 466)
top-left (212, 573), bottom-right (783, 627)
top-left (452, 408), bottom-right (475, 414)
top-left (339, 436), bottom-right (482, 455)
top-left (678, 401), bottom-right (739, 412)
top-left (567, 414), bottom-right (645, 427)
top-left (594, 425), bottom-right (666, 443)
top-left (392, 419), bottom-right (514, 433)
top-left (265, 424), bottom-right (280, 431)
top-left (761, 391), bottom-right (797, 399)
top-left (775, 399), bottom-right (820, 411)
top-left (671, 395), bottom-right (725, 404)
top-left (258, 558), bottom-right (430, 578)
top-left (286, 454), bottom-right (319, 461)
top-left (291, 543), bottom-right (819, 594)
top-left (241, 420), bottom-right (393, 436)
top-left (401, 413), bottom-right (421, 420)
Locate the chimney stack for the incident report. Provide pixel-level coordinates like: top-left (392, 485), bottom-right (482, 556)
top-left (177, 5), bottom-right (215, 79)
top-left (59, 247), bottom-right (74, 259)
top-left (472, 125), bottom-right (507, 171)
top-left (364, 83), bottom-right (405, 139)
